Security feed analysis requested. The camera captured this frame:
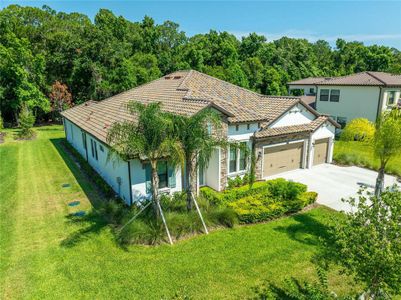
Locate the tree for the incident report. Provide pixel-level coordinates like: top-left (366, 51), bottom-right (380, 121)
top-left (171, 109), bottom-right (224, 210)
top-left (17, 104), bottom-right (35, 138)
top-left (373, 109), bottom-right (401, 196)
top-left (330, 187), bottom-right (401, 298)
top-left (106, 102), bottom-right (184, 217)
top-left (49, 81), bottom-right (72, 122)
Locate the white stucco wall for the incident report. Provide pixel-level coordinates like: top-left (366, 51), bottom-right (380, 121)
top-left (270, 103), bottom-right (315, 128)
top-left (315, 85), bottom-right (380, 122)
top-left (64, 119), bottom-right (132, 205)
top-left (228, 123), bottom-right (259, 141)
top-left (130, 159), bottom-right (182, 203)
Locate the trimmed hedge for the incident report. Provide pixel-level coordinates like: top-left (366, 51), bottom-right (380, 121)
top-left (202, 178), bottom-right (318, 224)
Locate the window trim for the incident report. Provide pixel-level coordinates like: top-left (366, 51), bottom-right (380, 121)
top-left (228, 142), bottom-right (248, 174)
top-left (320, 89), bottom-right (329, 101)
top-left (329, 89), bottom-right (340, 102)
top-left (387, 91), bottom-right (396, 106)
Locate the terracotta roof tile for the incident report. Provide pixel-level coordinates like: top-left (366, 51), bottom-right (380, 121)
top-left (61, 70), bottom-right (331, 143)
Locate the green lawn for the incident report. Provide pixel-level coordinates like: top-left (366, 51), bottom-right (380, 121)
top-left (0, 126), bottom-right (356, 299)
top-left (334, 140), bottom-right (401, 177)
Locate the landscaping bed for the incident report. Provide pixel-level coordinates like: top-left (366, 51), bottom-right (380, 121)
top-left (334, 141), bottom-right (401, 178)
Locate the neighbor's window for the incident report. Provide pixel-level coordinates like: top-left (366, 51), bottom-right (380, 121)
top-left (330, 89), bottom-right (340, 102)
top-left (235, 124), bottom-right (239, 131)
top-left (337, 117), bottom-right (347, 129)
top-left (387, 91), bottom-right (396, 105)
top-left (239, 142), bottom-right (247, 171)
top-left (320, 89), bottom-right (329, 101)
top-left (157, 161), bottom-right (168, 189)
top-left (229, 146), bottom-right (237, 173)
top-left (99, 144), bottom-right (104, 152)
top-left (309, 88), bottom-right (315, 94)
top-left (247, 124), bottom-right (250, 130)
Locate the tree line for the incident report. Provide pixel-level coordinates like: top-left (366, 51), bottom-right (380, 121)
top-left (1, 4), bottom-right (401, 124)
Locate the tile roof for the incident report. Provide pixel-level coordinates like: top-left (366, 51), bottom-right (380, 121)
top-left (61, 70), bottom-right (328, 143)
top-left (288, 77), bottom-right (329, 85)
top-left (289, 72), bottom-right (401, 87)
top-left (255, 116), bottom-right (338, 139)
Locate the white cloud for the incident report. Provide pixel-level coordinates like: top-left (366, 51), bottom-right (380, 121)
top-left (231, 29), bottom-right (401, 44)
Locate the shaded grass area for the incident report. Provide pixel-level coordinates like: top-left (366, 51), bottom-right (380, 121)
top-left (334, 141), bottom-right (401, 178)
top-left (0, 125), bottom-right (357, 299)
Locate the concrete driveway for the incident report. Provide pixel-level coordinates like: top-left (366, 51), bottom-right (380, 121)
top-left (268, 164), bottom-right (400, 212)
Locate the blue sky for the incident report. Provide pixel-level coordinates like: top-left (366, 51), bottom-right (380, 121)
top-left (2, 1), bottom-right (401, 49)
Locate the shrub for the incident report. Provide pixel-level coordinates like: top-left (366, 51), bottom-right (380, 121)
top-left (99, 200), bottom-right (127, 225)
top-left (0, 114), bottom-right (3, 132)
top-left (208, 207), bottom-right (238, 228)
top-left (229, 196), bottom-right (286, 223)
top-left (17, 105), bottom-right (35, 138)
top-left (266, 178), bottom-right (307, 201)
top-left (118, 220), bottom-right (165, 245)
top-left (340, 118), bottom-right (375, 142)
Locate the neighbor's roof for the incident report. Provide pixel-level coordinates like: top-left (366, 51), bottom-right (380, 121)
top-left (61, 70), bottom-right (306, 143)
top-left (255, 116), bottom-right (339, 139)
top-left (288, 71), bottom-right (401, 87)
top-left (288, 77), bottom-right (329, 85)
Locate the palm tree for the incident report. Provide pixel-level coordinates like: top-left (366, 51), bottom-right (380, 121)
top-left (172, 108), bottom-right (225, 210)
top-left (373, 108), bottom-right (401, 197)
top-left (107, 102), bottom-right (184, 217)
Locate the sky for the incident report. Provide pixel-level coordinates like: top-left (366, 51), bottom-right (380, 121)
top-left (1, 1), bottom-right (401, 49)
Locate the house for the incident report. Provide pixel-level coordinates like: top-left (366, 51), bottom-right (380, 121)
top-left (61, 70), bottom-right (339, 206)
top-left (288, 71), bottom-right (401, 127)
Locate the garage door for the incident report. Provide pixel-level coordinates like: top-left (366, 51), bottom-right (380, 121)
top-left (313, 138), bottom-right (329, 165)
top-left (263, 142), bottom-right (303, 177)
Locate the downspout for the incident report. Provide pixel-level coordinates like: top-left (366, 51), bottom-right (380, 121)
top-left (127, 160), bottom-right (133, 206)
top-left (376, 87), bottom-right (384, 121)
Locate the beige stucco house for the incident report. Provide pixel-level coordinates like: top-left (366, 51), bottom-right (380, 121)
top-left (61, 70), bottom-right (338, 205)
top-left (288, 71), bottom-right (401, 127)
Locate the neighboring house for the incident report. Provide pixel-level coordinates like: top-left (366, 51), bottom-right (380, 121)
top-left (288, 71), bottom-right (401, 127)
top-left (61, 70), bottom-right (338, 205)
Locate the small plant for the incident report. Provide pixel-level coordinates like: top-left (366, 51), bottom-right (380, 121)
top-left (208, 207), bottom-right (238, 228)
top-left (17, 105), bottom-right (35, 139)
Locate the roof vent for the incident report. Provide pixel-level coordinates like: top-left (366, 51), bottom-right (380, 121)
top-left (173, 76), bottom-right (182, 80)
top-left (164, 76), bottom-right (172, 80)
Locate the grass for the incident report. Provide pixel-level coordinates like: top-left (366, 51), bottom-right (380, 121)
top-left (0, 125), bottom-right (357, 299)
top-left (334, 140), bottom-right (401, 177)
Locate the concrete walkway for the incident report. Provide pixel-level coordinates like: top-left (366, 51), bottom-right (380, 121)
top-left (267, 164), bottom-right (400, 212)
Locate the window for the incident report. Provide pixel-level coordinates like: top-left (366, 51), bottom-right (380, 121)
top-left (247, 124), bottom-right (250, 130)
top-left (157, 161), bottom-right (168, 189)
top-left (258, 122), bottom-right (261, 129)
top-left (239, 142), bottom-right (247, 171)
top-left (320, 89), bottom-right (329, 101)
top-left (99, 144), bottom-right (104, 152)
top-left (387, 91), bottom-right (396, 105)
top-left (81, 132), bottom-right (86, 148)
top-left (336, 117), bottom-right (347, 129)
top-left (309, 88), bottom-right (315, 94)
top-left (91, 139), bottom-right (98, 160)
top-left (70, 124), bottom-right (73, 139)
top-left (229, 146), bottom-right (237, 173)
top-left (330, 89), bottom-right (340, 102)
top-left (229, 143), bottom-right (247, 173)
top-left (235, 125), bottom-right (239, 131)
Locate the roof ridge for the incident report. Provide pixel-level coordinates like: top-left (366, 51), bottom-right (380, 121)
top-left (190, 69), bottom-right (266, 98)
top-left (365, 71), bottom-right (386, 85)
